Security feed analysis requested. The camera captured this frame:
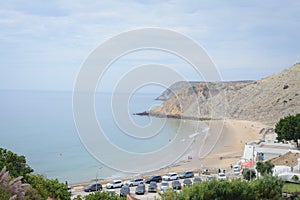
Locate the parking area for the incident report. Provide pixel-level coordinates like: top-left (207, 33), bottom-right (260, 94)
top-left (70, 169), bottom-right (242, 199)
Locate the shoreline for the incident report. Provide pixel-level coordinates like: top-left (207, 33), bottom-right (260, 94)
top-left (70, 119), bottom-right (267, 188)
top-left (134, 111), bottom-right (216, 121)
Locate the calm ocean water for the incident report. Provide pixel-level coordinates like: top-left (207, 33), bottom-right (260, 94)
top-left (0, 90), bottom-right (200, 183)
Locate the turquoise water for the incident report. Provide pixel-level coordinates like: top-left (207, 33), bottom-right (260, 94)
top-left (0, 90), bottom-right (190, 183)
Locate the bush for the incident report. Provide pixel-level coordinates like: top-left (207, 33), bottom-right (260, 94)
top-left (0, 147), bottom-right (33, 178)
top-left (24, 174), bottom-right (70, 200)
top-left (0, 147), bottom-right (71, 200)
top-left (0, 166), bottom-right (29, 200)
top-left (242, 168), bottom-right (256, 181)
top-left (159, 176), bottom-right (283, 200)
top-left (74, 191), bottom-right (125, 200)
top-left (292, 175), bottom-right (299, 182)
top-left (256, 161), bottom-right (274, 175)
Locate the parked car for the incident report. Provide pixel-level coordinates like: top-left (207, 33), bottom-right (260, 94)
top-left (172, 180), bottom-right (182, 190)
top-left (145, 175), bottom-right (162, 183)
top-left (120, 185), bottom-right (130, 197)
top-left (234, 168), bottom-right (240, 175)
top-left (106, 180), bottom-right (123, 189)
top-left (233, 165), bottom-right (239, 170)
top-left (200, 169), bottom-right (210, 175)
top-left (218, 173), bottom-right (227, 180)
top-left (193, 176), bottom-right (202, 183)
top-left (183, 178), bottom-right (192, 187)
top-left (135, 183), bottom-right (146, 195)
top-left (179, 171), bottom-right (194, 179)
top-left (160, 181), bottom-right (169, 193)
top-left (126, 178), bottom-right (144, 187)
top-left (84, 183), bottom-right (102, 192)
top-left (207, 175), bottom-right (214, 181)
top-left (162, 173), bottom-right (178, 181)
top-left (233, 165), bottom-right (240, 175)
top-left (148, 181), bottom-right (157, 193)
top-left (67, 185), bottom-right (72, 193)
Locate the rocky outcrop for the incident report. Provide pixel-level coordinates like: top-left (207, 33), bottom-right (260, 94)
top-left (155, 81), bottom-right (201, 101)
top-left (139, 63), bottom-right (300, 126)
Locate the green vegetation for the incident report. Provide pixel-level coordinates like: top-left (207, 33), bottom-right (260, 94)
top-left (24, 174), bottom-right (70, 200)
top-left (0, 147), bottom-right (70, 200)
top-left (242, 168), bottom-right (256, 181)
top-left (283, 183), bottom-right (300, 193)
top-left (160, 175), bottom-right (283, 200)
top-left (256, 161), bottom-right (274, 176)
top-left (275, 113), bottom-right (300, 147)
top-left (73, 192), bottom-right (125, 200)
top-left (292, 175), bottom-right (299, 182)
top-left (0, 148), bottom-right (33, 178)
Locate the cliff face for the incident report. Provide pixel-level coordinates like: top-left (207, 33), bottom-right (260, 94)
top-left (146, 63), bottom-right (300, 125)
top-left (155, 81), bottom-right (201, 101)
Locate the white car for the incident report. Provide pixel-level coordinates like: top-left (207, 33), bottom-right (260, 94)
top-left (106, 180), bottom-right (123, 189)
top-left (125, 178), bottom-right (144, 187)
top-left (160, 181), bottom-right (169, 193)
top-left (233, 165), bottom-right (240, 175)
top-left (162, 173), bottom-right (178, 181)
top-left (234, 169), bottom-right (240, 175)
top-left (218, 173), bottom-right (227, 180)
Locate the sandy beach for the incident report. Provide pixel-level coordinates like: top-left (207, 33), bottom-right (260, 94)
top-left (166, 119), bottom-right (266, 172)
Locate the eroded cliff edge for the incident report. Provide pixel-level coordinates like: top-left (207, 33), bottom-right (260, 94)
top-left (137, 63), bottom-right (300, 126)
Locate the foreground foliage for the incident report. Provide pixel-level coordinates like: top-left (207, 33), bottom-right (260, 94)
top-left (73, 191), bottom-right (125, 200)
top-left (24, 174), bottom-right (70, 200)
top-left (0, 166), bottom-right (29, 200)
top-left (0, 147), bottom-right (70, 200)
top-left (160, 175), bottom-right (283, 200)
top-left (0, 148), bottom-right (33, 178)
top-left (242, 168), bottom-right (256, 181)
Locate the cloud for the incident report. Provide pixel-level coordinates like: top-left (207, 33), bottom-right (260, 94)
top-left (0, 0), bottom-right (299, 90)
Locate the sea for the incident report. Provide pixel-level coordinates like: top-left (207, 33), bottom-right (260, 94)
top-left (0, 90), bottom-right (204, 184)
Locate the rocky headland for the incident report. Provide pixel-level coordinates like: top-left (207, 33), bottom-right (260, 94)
top-left (137, 63), bottom-right (300, 126)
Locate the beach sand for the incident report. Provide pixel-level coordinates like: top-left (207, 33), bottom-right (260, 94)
top-left (164, 119), bottom-right (266, 173)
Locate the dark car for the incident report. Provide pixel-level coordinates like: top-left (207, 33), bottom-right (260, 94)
top-left (179, 171), bottom-right (194, 179)
top-left (120, 185), bottom-right (130, 197)
top-left (84, 183), bottom-right (102, 192)
top-left (172, 180), bottom-right (182, 190)
top-left (135, 183), bottom-right (146, 195)
top-left (183, 178), bottom-right (192, 187)
top-left (148, 181), bottom-right (157, 193)
top-left (145, 175), bottom-right (162, 184)
top-left (193, 177), bottom-right (202, 184)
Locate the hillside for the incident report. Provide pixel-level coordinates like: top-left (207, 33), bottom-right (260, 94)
top-left (140, 63), bottom-right (300, 125)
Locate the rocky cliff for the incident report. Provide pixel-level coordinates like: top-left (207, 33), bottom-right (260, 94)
top-left (141, 63), bottom-right (300, 125)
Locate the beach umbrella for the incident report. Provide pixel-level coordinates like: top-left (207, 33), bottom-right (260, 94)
top-left (241, 160), bottom-right (255, 168)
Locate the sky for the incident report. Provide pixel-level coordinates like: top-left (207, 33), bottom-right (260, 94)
top-left (0, 0), bottom-right (299, 91)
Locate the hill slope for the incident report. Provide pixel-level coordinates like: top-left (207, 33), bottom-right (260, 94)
top-left (143, 63), bottom-right (300, 125)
